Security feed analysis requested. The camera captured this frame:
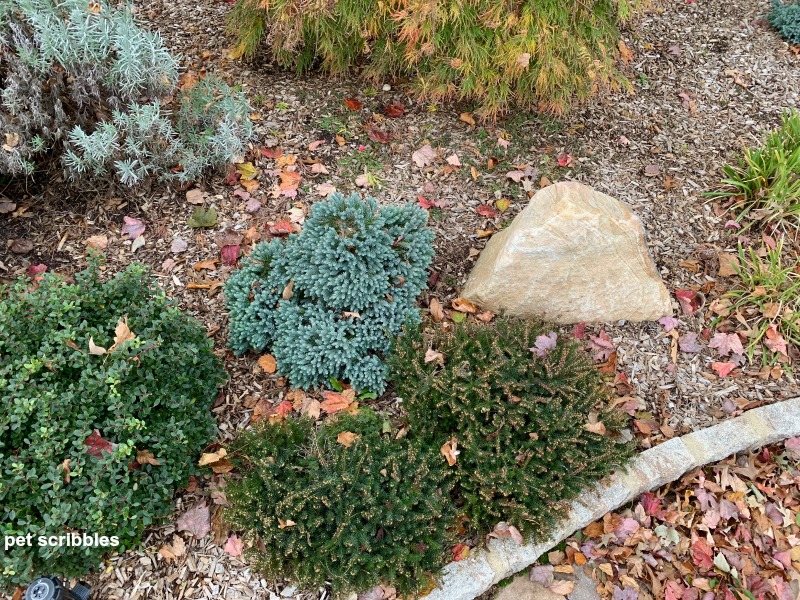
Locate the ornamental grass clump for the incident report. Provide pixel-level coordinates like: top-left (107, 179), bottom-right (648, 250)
top-left (227, 0), bottom-right (642, 118)
top-left (0, 0), bottom-right (252, 184)
top-left (223, 409), bottom-right (455, 595)
top-left (708, 110), bottom-right (800, 231)
top-left (0, 259), bottom-right (226, 590)
top-left (391, 318), bottom-right (634, 536)
top-left (224, 192), bottom-right (434, 393)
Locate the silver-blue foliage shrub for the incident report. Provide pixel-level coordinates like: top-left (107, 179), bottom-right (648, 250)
top-left (224, 193), bottom-right (434, 392)
top-left (0, 0), bottom-right (252, 183)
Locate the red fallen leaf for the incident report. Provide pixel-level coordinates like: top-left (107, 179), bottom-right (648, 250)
top-left (269, 221), bottom-right (294, 236)
top-left (343, 97), bottom-right (363, 111)
top-left (691, 536), bottom-right (714, 570)
top-left (384, 100), bottom-right (405, 117)
top-left (712, 362), bottom-right (736, 377)
top-left (121, 216), bottom-right (145, 239)
top-left (765, 326), bottom-right (788, 356)
top-left (452, 543), bottom-right (470, 561)
top-left (259, 146), bottom-right (283, 159)
top-left (176, 503), bottom-right (211, 538)
top-left (640, 492), bottom-right (662, 517)
top-left (417, 195), bottom-right (447, 210)
top-left (675, 289), bottom-right (701, 315)
top-left (557, 152), bottom-right (575, 167)
top-left (85, 429), bottom-right (113, 458)
top-left (571, 322), bottom-right (586, 340)
top-left (320, 389), bottom-right (356, 414)
top-left (225, 164), bottom-right (240, 185)
top-left (224, 534), bottom-right (244, 558)
top-left (708, 332), bottom-right (744, 356)
top-left (27, 264), bottom-right (47, 278)
top-left (366, 125), bottom-right (392, 144)
top-left (763, 234), bottom-right (777, 250)
top-left (221, 245), bottom-right (240, 265)
top-left (587, 330), bottom-right (615, 361)
top-left (476, 204), bottom-right (499, 218)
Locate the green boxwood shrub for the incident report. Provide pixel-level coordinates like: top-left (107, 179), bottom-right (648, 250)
top-left (0, 259), bottom-right (226, 590)
top-left (224, 192), bottom-right (434, 393)
top-left (390, 318), bottom-right (634, 536)
top-left (0, 0), bottom-right (252, 183)
top-left (223, 409), bottom-right (455, 595)
top-left (227, 0), bottom-right (641, 117)
top-left (769, 0), bottom-right (800, 45)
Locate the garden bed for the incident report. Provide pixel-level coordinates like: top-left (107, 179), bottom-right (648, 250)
top-left (1, 0), bottom-right (799, 596)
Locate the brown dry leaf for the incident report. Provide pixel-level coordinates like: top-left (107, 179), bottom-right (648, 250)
top-left (258, 354), bottom-right (277, 374)
top-left (429, 298), bottom-right (445, 322)
top-left (59, 458), bottom-right (71, 484)
top-left (186, 189), bottom-right (205, 204)
top-left (198, 448), bottom-right (228, 467)
top-left (476, 311), bottom-right (495, 322)
top-left (320, 389), bottom-right (356, 414)
top-left (300, 397), bottom-right (321, 419)
top-left (85, 235), bottom-right (109, 250)
top-left (718, 253), bottom-right (739, 277)
top-left (88, 337), bottom-right (107, 356)
top-left (108, 317), bottom-right (135, 353)
top-left (282, 280), bottom-right (295, 300)
top-left (459, 112), bottom-right (476, 127)
top-left (452, 297), bottom-right (478, 313)
top-left (441, 437), bottom-right (459, 466)
top-left (618, 39), bottom-right (634, 64)
top-left (278, 518), bottom-right (296, 529)
top-left (470, 166), bottom-right (479, 181)
top-left (425, 348), bottom-right (444, 364)
top-left (337, 431), bottom-right (360, 448)
top-left (193, 259), bottom-right (219, 271)
top-left (136, 449), bottom-right (161, 466)
top-left (584, 412), bottom-right (606, 435)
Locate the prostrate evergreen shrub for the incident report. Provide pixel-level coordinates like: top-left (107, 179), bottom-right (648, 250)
top-left (224, 192), bottom-right (434, 392)
top-left (0, 259), bottom-right (226, 589)
top-left (0, 0), bottom-right (252, 183)
top-left (769, 0), bottom-right (800, 45)
top-left (391, 319), bottom-right (634, 535)
top-left (223, 409), bottom-right (455, 595)
top-left (228, 0), bottom-right (641, 117)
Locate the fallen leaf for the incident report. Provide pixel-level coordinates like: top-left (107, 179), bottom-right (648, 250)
top-left (88, 337), bottom-right (107, 356)
top-left (588, 330), bottom-right (615, 361)
top-left (425, 348), bottom-right (444, 364)
top-left (136, 449), bottom-right (161, 466)
top-left (557, 152), bottom-right (575, 167)
top-left (476, 204), bottom-right (499, 218)
top-left (441, 437), bottom-right (459, 466)
top-left (198, 449), bottom-right (228, 467)
top-left (459, 113), bottom-right (476, 126)
top-left (10, 238), bottom-right (33, 254)
top-left (530, 332), bottom-right (557, 358)
top-left (644, 164), bottom-right (661, 177)
top-left (108, 317), bottom-right (135, 353)
top-left (308, 140), bottom-right (325, 151)
top-left (491, 521), bottom-right (524, 544)
top-left (121, 216), bottom-right (145, 239)
top-left (84, 429), bottom-right (113, 458)
top-left (585, 412), bottom-right (607, 435)
top-left (236, 162), bottom-right (258, 181)
top-left (337, 431), bottom-right (360, 448)
top-left (384, 101), bottom-right (405, 117)
top-left (765, 326), bottom-right (788, 356)
top-left (221, 245), bottom-right (240, 265)
top-left (429, 298), bottom-right (445, 322)
top-left (676, 289), bottom-right (702, 315)
top-left (315, 183), bottom-right (336, 197)
top-left (366, 125), bottom-right (392, 144)
top-left (355, 173), bottom-right (371, 188)
top-left (446, 154), bottom-right (461, 167)
top-left (708, 332), bottom-right (744, 356)
top-left (186, 189), bottom-right (205, 204)
top-left (258, 354), bottom-right (277, 374)
top-left (412, 144), bottom-right (438, 168)
top-left (417, 195), bottom-right (446, 209)
top-left (451, 297), bottom-right (478, 313)
top-left (320, 389), bottom-right (356, 414)
top-left (171, 237), bottom-right (188, 253)
top-left (549, 580), bottom-right (575, 595)
top-left (278, 518), bottom-right (296, 529)
top-left (188, 207), bottom-right (218, 228)
top-left (712, 362), bottom-right (736, 377)
top-left (85, 235), bottom-right (109, 250)
top-left (0, 201), bottom-right (16, 213)
top-left (269, 221), bottom-right (294, 236)
top-left (496, 198), bottom-right (511, 212)
top-left (343, 97), bottom-right (363, 110)
top-left (223, 534), bottom-right (244, 558)
top-left (177, 503), bottom-right (211, 538)
top-left (679, 332), bottom-right (703, 353)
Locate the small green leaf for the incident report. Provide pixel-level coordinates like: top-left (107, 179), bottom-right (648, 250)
top-left (329, 377), bottom-right (344, 392)
top-left (451, 312), bottom-right (466, 323)
top-left (188, 206), bottom-right (218, 228)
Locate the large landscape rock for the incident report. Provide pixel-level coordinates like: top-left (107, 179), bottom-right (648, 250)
top-left (462, 182), bottom-right (671, 323)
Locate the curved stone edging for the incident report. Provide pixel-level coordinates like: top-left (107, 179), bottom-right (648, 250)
top-left (419, 397), bottom-right (800, 600)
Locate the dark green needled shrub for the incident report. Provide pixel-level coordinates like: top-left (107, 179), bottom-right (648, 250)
top-left (223, 409), bottom-right (455, 595)
top-left (224, 192), bottom-right (434, 393)
top-left (0, 259), bottom-right (226, 590)
top-left (391, 318), bottom-right (634, 536)
top-left (769, 0), bottom-right (800, 45)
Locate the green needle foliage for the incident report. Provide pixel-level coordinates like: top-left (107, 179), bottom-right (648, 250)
top-left (224, 193), bottom-right (434, 393)
top-left (769, 0), bottom-right (800, 45)
top-left (0, 258), bottom-right (226, 590)
top-left (391, 318), bottom-right (634, 536)
top-left (708, 110), bottom-right (800, 231)
top-left (227, 0), bottom-right (642, 118)
top-left (223, 409), bottom-right (455, 596)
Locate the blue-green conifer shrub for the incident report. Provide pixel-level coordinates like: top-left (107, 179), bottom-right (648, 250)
top-left (0, 259), bottom-right (226, 590)
top-left (769, 0), bottom-right (800, 45)
top-left (224, 193), bottom-right (434, 393)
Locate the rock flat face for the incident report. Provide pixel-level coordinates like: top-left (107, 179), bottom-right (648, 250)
top-left (461, 181), bottom-right (671, 323)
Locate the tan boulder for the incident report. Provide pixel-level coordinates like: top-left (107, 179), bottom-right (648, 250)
top-left (462, 182), bottom-right (671, 323)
